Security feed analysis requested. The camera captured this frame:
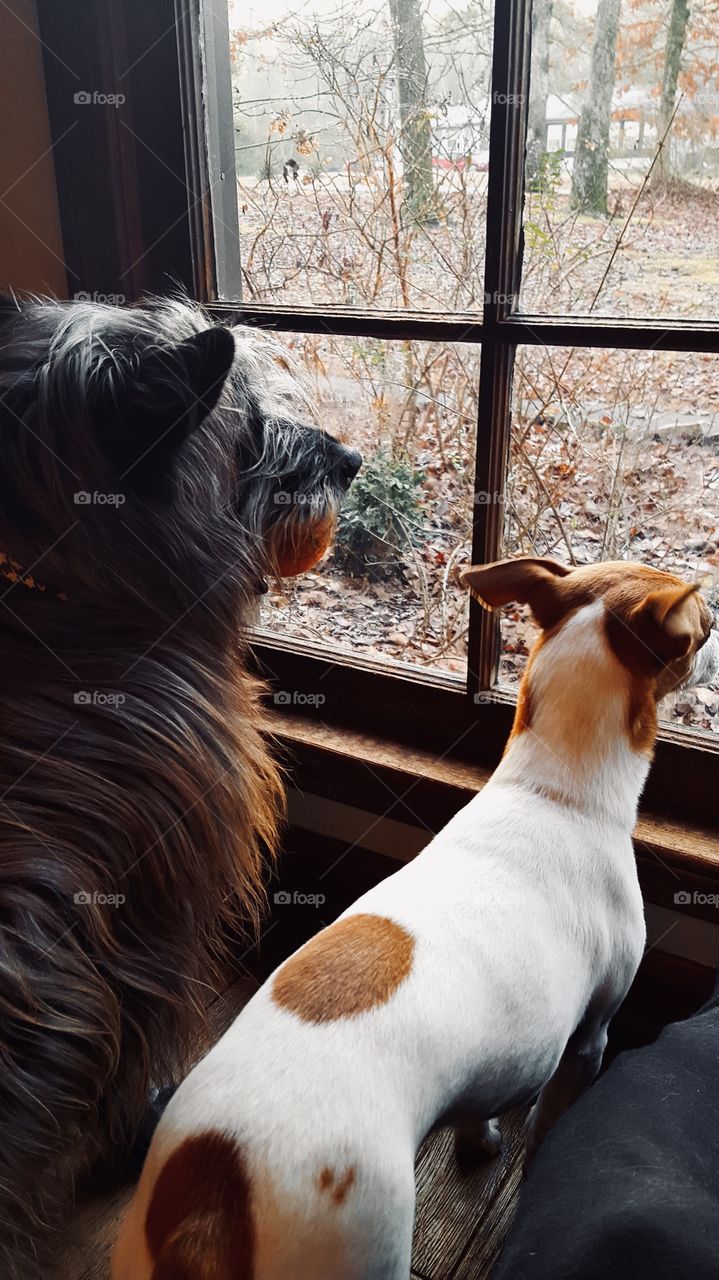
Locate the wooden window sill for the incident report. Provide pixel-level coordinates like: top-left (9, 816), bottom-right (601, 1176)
top-left (273, 713), bottom-right (719, 924)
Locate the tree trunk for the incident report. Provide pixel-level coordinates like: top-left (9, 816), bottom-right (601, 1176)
top-left (570, 0), bottom-right (621, 214)
top-left (654, 0), bottom-right (690, 184)
top-left (526, 0), bottom-right (554, 187)
top-left (389, 0), bottom-right (436, 221)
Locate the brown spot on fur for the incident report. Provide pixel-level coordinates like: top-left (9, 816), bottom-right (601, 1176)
top-left (316, 1165), bottom-right (356, 1206)
top-left (271, 913), bottom-right (415, 1023)
top-left (146, 1131), bottom-right (253, 1280)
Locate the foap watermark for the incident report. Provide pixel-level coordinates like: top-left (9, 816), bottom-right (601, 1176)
top-left (492, 91), bottom-right (524, 106)
top-left (674, 890), bottom-right (719, 908)
top-left (74, 490), bottom-right (126, 506)
top-left (74, 690), bottom-right (126, 709)
top-left (484, 290), bottom-right (518, 307)
top-left (274, 889), bottom-right (326, 908)
top-left (474, 490), bottom-right (505, 505)
top-left (273, 690), bottom-right (326, 708)
top-left (273, 490), bottom-right (314, 506)
top-left (74, 90), bottom-right (125, 109)
top-left (74, 889), bottom-right (126, 907)
top-left (73, 290), bottom-right (125, 305)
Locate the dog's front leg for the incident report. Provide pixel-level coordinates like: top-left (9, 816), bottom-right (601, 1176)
top-left (524, 1024), bottom-right (608, 1163)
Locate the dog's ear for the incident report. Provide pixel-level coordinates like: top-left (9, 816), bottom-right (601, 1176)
top-left (629, 582), bottom-right (702, 665)
top-left (460, 557), bottom-right (572, 629)
top-left (95, 327), bottom-right (236, 489)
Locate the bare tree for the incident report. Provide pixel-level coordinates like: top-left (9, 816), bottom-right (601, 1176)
top-left (526, 0), bottom-right (554, 186)
top-left (654, 0), bottom-right (690, 184)
top-left (571, 0), bottom-right (621, 214)
top-left (389, 0), bottom-right (437, 221)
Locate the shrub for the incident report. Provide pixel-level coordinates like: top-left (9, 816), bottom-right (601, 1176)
top-left (335, 450), bottom-right (425, 578)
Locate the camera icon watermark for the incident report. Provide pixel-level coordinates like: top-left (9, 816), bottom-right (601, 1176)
top-left (74, 690), bottom-right (126, 709)
top-left (274, 889), bottom-right (326, 908)
top-left (74, 889), bottom-right (126, 907)
top-left (74, 490), bottom-right (126, 506)
top-left (674, 889), bottom-right (719, 908)
top-left (273, 690), bottom-right (326, 708)
top-left (273, 491), bottom-right (313, 506)
top-left (73, 290), bottom-right (125, 305)
top-left (74, 90), bottom-right (125, 109)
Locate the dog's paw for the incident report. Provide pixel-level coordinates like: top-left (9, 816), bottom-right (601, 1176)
top-left (454, 1118), bottom-right (502, 1169)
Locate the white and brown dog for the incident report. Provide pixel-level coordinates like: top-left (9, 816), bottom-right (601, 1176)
top-left (113, 558), bottom-right (718, 1280)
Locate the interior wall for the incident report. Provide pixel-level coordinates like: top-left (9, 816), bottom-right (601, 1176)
top-left (0, 0), bottom-right (66, 295)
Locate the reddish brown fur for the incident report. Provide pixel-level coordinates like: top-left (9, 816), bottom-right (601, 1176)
top-left (316, 1165), bottom-right (357, 1206)
top-left (271, 913), bottom-right (415, 1023)
top-left (271, 513), bottom-right (337, 577)
top-left (146, 1132), bottom-right (254, 1280)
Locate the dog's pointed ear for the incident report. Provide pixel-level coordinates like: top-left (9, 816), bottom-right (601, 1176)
top-left (629, 582), bottom-right (701, 665)
top-left (96, 326), bottom-right (236, 489)
top-left (460, 557), bottom-right (572, 629)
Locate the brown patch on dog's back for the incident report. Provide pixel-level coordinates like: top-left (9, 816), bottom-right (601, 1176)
top-left (271, 913), bottom-right (415, 1023)
top-left (146, 1131), bottom-right (253, 1280)
top-left (316, 1165), bottom-right (356, 1206)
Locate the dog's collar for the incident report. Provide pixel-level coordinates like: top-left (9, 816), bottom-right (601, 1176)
top-left (0, 548), bottom-right (261, 603)
top-left (0, 551), bottom-right (68, 601)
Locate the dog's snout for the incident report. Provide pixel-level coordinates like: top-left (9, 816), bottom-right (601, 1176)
top-left (337, 446), bottom-right (362, 488)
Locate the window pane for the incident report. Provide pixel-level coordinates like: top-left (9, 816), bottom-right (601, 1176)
top-left (522, 0), bottom-right (719, 320)
top-left (260, 334), bottom-right (479, 674)
top-left (226, 0), bottom-right (493, 310)
top-left (499, 346), bottom-right (719, 736)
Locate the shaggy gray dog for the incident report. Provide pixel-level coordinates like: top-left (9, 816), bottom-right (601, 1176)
top-left (0, 294), bottom-right (360, 1278)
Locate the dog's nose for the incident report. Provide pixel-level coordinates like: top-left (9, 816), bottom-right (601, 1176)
top-left (337, 446), bottom-right (362, 487)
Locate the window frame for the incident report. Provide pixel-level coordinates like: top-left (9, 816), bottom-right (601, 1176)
top-left (37, 0), bottom-right (719, 826)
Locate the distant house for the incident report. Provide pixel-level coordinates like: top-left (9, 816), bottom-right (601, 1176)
top-left (544, 89), bottom-right (657, 158)
top-left (432, 103), bottom-right (488, 168)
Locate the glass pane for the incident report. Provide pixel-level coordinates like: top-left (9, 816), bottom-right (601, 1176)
top-left (227, 0), bottom-right (493, 310)
top-left (260, 334), bottom-right (479, 673)
top-left (521, 0), bottom-right (719, 320)
top-left (499, 345), bottom-right (719, 736)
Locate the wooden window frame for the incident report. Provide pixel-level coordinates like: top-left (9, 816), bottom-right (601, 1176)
top-left (37, 0), bottom-right (719, 827)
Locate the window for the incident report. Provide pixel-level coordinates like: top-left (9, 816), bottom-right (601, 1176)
top-left (259, 333), bottom-right (479, 676)
top-left (205, 0), bottom-right (719, 756)
top-left (521, 0), bottom-right (719, 321)
top-left (502, 344), bottom-right (719, 738)
top-left (38, 0), bottom-right (719, 820)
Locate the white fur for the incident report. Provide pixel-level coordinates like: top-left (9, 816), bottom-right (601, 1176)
top-left (113, 603), bottom-right (716, 1280)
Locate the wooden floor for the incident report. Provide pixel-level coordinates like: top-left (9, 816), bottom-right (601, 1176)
top-left (52, 967), bottom-right (527, 1280)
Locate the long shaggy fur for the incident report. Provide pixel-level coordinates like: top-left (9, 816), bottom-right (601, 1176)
top-left (0, 295), bottom-right (358, 1278)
